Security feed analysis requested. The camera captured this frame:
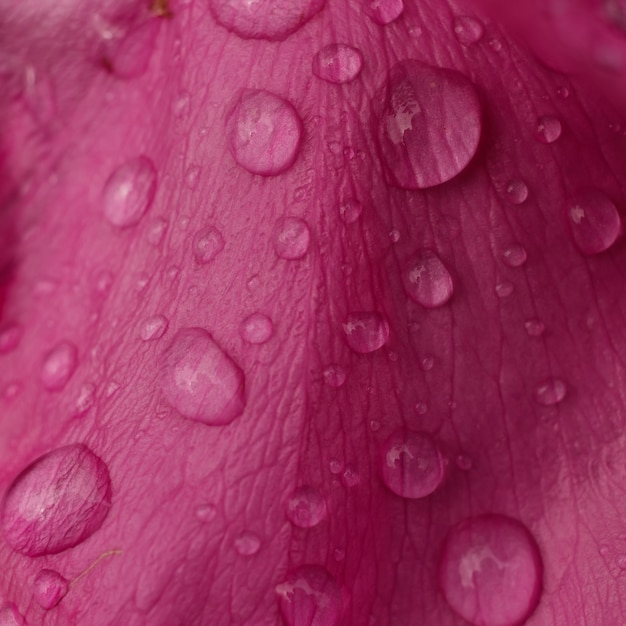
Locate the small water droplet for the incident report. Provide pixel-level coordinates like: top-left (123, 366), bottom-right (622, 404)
top-left (34, 569), bottom-right (69, 610)
top-left (535, 115), bottom-right (562, 143)
top-left (40, 341), bottom-right (78, 391)
top-left (135, 272), bottom-right (150, 292)
top-left (488, 38), bottom-right (502, 51)
top-left (363, 0), bottom-right (404, 24)
top-left (534, 378), bottom-right (567, 406)
top-left (329, 458), bottom-right (343, 474)
top-left (147, 218), bottom-right (168, 246)
top-left (557, 86), bottom-right (570, 99)
top-left (567, 189), bottom-right (621, 255)
top-left (3, 382), bottom-right (22, 401)
top-left (286, 486), bottom-right (327, 528)
top-left (415, 402), bottom-right (428, 415)
top-left (240, 313), bottom-right (273, 344)
top-left (456, 454), bottom-right (473, 471)
top-left (246, 274), bottom-right (261, 291)
top-left (343, 311), bottom-right (390, 353)
top-left (139, 314), bottom-right (169, 341)
top-left (502, 243), bottom-right (528, 267)
top-left (273, 216), bottom-right (310, 260)
top-left (195, 503), bottom-right (217, 523)
top-left (102, 156), bottom-right (157, 228)
top-left (323, 364), bottom-right (346, 388)
top-left (495, 281), bottom-right (514, 298)
top-left (339, 198), bottom-right (363, 224)
top-left (234, 531), bottom-right (261, 556)
top-left (389, 229), bottom-right (400, 243)
top-left (370, 419), bottom-right (381, 431)
top-left (452, 15), bottom-right (484, 45)
top-left (193, 227), bottom-right (225, 265)
top-left (505, 179), bottom-right (529, 205)
top-left (0, 324), bottom-right (22, 354)
top-left (75, 383), bottom-right (96, 416)
top-left (421, 355), bottom-right (435, 371)
top-left (185, 165), bottom-right (201, 189)
top-left (599, 544), bottom-right (610, 556)
top-left (312, 43), bottom-right (363, 84)
top-left (173, 91), bottom-right (191, 118)
top-left (402, 250), bottom-right (454, 308)
top-left (341, 465), bottom-right (360, 487)
top-left (525, 319), bottom-right (545, 337)
top-left (105, 380), bottom-right (120, 397)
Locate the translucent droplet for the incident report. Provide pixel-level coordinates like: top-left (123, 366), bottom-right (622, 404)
top-left (452, 15), bottom-right (484, 45)
top-left (329, 458), bottom-right (343, 474)
top-left (75, 383), bottom-right (96, 416)
top-left (312, 44), bottom-right (363, 84)
top-left (2, 444), bottom-right (112, 556)
top-left (374, 61), bottom-right (481, 189)
top-left (525, 319), bottom-right (545, 337)
top-left (456, 454), bottom-right (473, 471)
top-left (160, 328), bottom-right (246, 425)
top-left (323, 364), bottom-right (346, 388)
top-left (402, 250), bottom-right (454, 308)
top-left (505, 179), bottom-right (529, 205)
top-left (34, 569), bottom-right (69, 610)
top-left (502, 243), bottom-right (528, 267)
top-left (341, 465), bottom-right (360, 487)
top-left (439, 515), bottom-right (543, 626)
top-left (0, 604), bottom-right (24, 626)
top-left (276, 565), bottom-right (342, 626)
top-left (567, 189), bottom-right (621, 255)
top-left (334, 547), bottom-right (346, 561)
top-left (557, 86), bottom-right (570, 99)
top-left (343, 311), bottom-right (389, 353)
top-left (421, 355), bottom-right (435, 371)
top-left (147, 218), bottom-right (168, 246)
top-left (286, 486), bottom-right (327, 528)
top-left (102, 155), bottom-right (157, 228)
top-left (599, 544), bottom-right (610, 556)
top-left (240, 313), bottom-right (273, 344)
top-left (225, 90), bottom-right (302, 176)
top-left (339, 198), bottom-right (363, 224)
top-left (379, 429), bottom-right (445, 499)
top-left (370, 419), bottom-right (381, 431)
top-left (193, 227), bottom-right (225, 264)
top-left (234, 531), bottom-right (261, 556)
top-left (40, 341), bottom-right (78, 391)
top-left (389, 229), bottom-right (400, 243)
top-left (415, 402), bottom-right (428, 415)
top-left (208, 0), bottom-right (325, 41)
top-left (495, 281), bottom-right (514, 298)
top-left (534, 378), bottom-right (567, 406)
top-left (185, 165), bottom-right (201, 189)
top-left (139, 314), bottom-right (169, 341)
top-left (363, 0), bottom-right (404, 25)
top-left (535, 115), bottom-right (562, 144)
top-left (195, 503), bottom-right (217, 523)
top-left (104, 20), bottom-right (160, 79)
top-left (488, 38), bottom-right (502, 51)
top-left (173, 91), bottom-right (191, 118)
top-left (273, 216), bottom-right (311, 260)
top-left (0, 324), bottom-right (22, 354)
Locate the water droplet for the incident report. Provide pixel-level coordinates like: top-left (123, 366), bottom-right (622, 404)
top-left (567, 189), bottom-right (621, 255)
top-left (389, 229), bottom-right (400, 243)
top-left (456, 454), bottom-right (473, 471)
top-left (0, 324), bottom-right (22, 354)
top-left (535, 115), bottom-right (562, 144)
top-left (343, 311), bottom-right (389, 354)
top-left (34, 569), bottom-right (69, 610)
top-left (415, 402), bottom-right (428, 415)
top-left (502, 243), bottom-right (528, 267)
top-left (273, 216), bottom-right (310, 260)
top-left (323, 364), bottom-right (346, 388)
top-left (339, 198), bottom-right (363, 224)
top-left (374, 61), bottom-right (481, 189)
top-left (363, 0), bottom-right (404, 25)
top-left (102, 156), bottom-right (157, 228)
top-left (329, 458), bottom-right (343, 474)
top-left (505, 179), bottom-right (529, 205)
top-left (421, 355), bottom-right (435, 371)
top-left (379, 429), bottom-right (445, 499)
top-left (439, 515), bottom-right (542, 626)
top-left (2, 444), bottom-right (112, 556)
top-left (104, 19), bottom-right (160, 79)
top-left (312, 43), bottom-right (363, 84)
top-left (0, 604), bottom-right (24, 626)
top-left (40, 341), bottom-right (78, 391)
top-left (159, 327), bottom-right (246, 425)
top-left (192, 227), bottom-right (225, 265)
top-left (534, 378), bottom-right (567, 406)
top-left (185, 165), bottom-right (201, 189)
top-left (495, 281), bottom-right (514, 298)
top-left (225, 90), bottom-right (302, 175)
top-left (402, 250), bottom-right (454, 308)
top-left (75, 383), bottom-right (96, 416)
top-left (208, 0), bottom-right (325, 41)
top-left (147, 218), bottom-right (168, 246)
top-left (341, 465), bottom-right (360, 487)
top-left (488, 38), bottom-right (502, 51)
top-left (370, 419), bottom-right (381, 431)
top-left (240, 313), bottom-right (273, 344)
top-left (286, 486), bottom-right (327, 528)
top-left (173, 91), bottom-right (191, 118)
top-left (3, 382), bottom-right (22, 401)
top-left (195, 503), bottom-right (217, 523)
top-left (599, 544), bottom-right (610, 556)
top-left (139, 314), bottom-right (169, 341)
top-left (234, 531), bottom-right (261, 556)
top-left (276, 565), bottom-right (342, 626)
top-left (525, 319), bottom-right (545, 337)
top-left (452, 15), bottom-right (484, 45)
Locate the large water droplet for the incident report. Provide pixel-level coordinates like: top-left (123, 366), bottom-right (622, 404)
top-left (40, 341), bottom-right (78, 391)
top-left (439, 514), bottom-right (543, 626)
top-left (379, 430), bottom-right (445, 499)
top-left (225, 90), bottom-right (302, 175)
top-left (567, 189), bottom-right (621, 255)
top-left (34, 569), bottom-right (69, 610)
top-left (363, 0), bottom-right (404, 25)
top-left (534, 378), bottom-right (567, 406)
top-left (374, 61), bottom-right (482, 189)
top-left (208, 0), bottom-right (325, 41)
top-left (276, 565), bottom-right (342, 626)
top-left (0, 324), bottom-right (22, 354)
top-left (139, 315), bottom-right (169, 341)
top-left (2, 444), bottom-right (112, 556)
top-left (502, 244), bottom-right (527, 268)
top-left (343, 311), bottom-right (389, 353)
top-left (312, 44), bottom-right (363, 84)
top-left (402, 250), bottom-right (454, 307)
top-left (159, 327), bottom-right (246, 425)
top-left (452, 15), bottom-right (484, 45)
top-left (505, 179), bottom-right (529, 205)
top-left (0, 604), bottom-right (24, 626)
top-left (105, 20), bottom-right (160, 79)
top-left (102, 156), bottom-right (157, 228)
top-left (535, 115), bottom-right (562, 144)
top-left (273, 216), bottom-right (310, 259)
top-left (234, 531), bottom-right (261, 556)
top-left (240, 313), bottom-right (273, 344)
top-left (193, 227), bottom-right (225, 264)
top-left (286, 486), bottom-right (327, 528)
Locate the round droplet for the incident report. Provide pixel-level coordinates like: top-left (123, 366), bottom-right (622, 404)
top-left (185, 165), bottom-right (201, 189)
top-left (343, 311), bottom-right (389, 354)
top-left (363, 0), bottom-right (404, 25)
top-left (389, 229), bottom-right (401, 243)
top-left (139, 315), bottom-right (169, 341)
top-left (341, 465), bottom-right (360, 487)
top-left (323, 364), bottom-right (346, 388)
top-left (208, 0), bottom-right (325, 41)
top-left (195, 503), bottom-right (217, 523)
top-left (0, 604), bottom-right (24, 626)
top-left (104, 20), bottom-right (160, 79)
top-left (2, 444), bottom-right (112, 556)
top-left (286, 486), bottom-right (327, 528)
top-left (193, 227), bottom-right (225, 265)
top-left (374, 61), bottom-right (482, 189)
top-left (453, 15), bottom-right (484, 45)
top-left (329, 458), bottom-right (343, 474)
top-left (379, 429), bottom-right (445, 499)
top-left (567, 189), bottom-right (621, 255)
top-left (421, 355), bottom-right (435, 371)
top-left (502, 244), bottom-right (527, 267)
top-left (415, 402), bottom-right (428, 415)
top-left (312, 44), bottom-right (363, 84)
top-left (439, 514), bottom-right (543, 626)
top-left (102, 156), bottom-right (157, 228)
top-left (225, 90), bottom-right (302, 176)
top-left (505, 179), bottom-right (529, 205)
top-left (273, 216), bottom-right (310, 260)
top-left (525, 319), bottom-right (545, 337)
top-left (240, 313), bottom-right (273, 344)
top-left (495, 281), bottom-right (514, 298)
top-left (535, 115), bottom-right (562, 144)
top-left (339, 198), bottom-right (363, 224)
top-left (0, 324), bottom-right (22, 354)
top-left (276, 565), bottom-right (342, 626)
top-left (334, 547), bottom-right (345, 561)
top-left (234, 531), bottom-right (261, 556)
top-left (34, 569), bottom-right (69, 610)
top-left (402, 250), bottom-right (454, 308)
top-left (534, 378), bottom-right (567, 406)
top-left (456, 454), bottom-right (473, 471)
top-left (40, 341), bottom-right (78, 391)
top-left (159, 327), bottom-right (246, 425)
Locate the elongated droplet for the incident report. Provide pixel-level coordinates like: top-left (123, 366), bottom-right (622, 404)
top-left (402, 250), bottom-right (453, 307)
top-left (159, 327), bottom-right (246, 425)
top-left (102, 156), bottom-right (157, 228)
top-left (225, 90), bottom-right (302, 176)
top-left (439, 515), bottom-right (543, 626)
top-left (286, 486), bottom-right (327, 528)
top-left (312, 44), bottom-right (363, 84)
top-left (343, 311), bottom-right (389, 353)
top-left (567, 189), bottom-right (621, 255)
top-left (139, 315), bottom-right (169, 341)
top-left (273, 216), bottom-right (310, 259)
top-left (193, 227), bottom-right (225, 264)
top-left (2, 444), bottom-right (112, 556)
top-left (240, 313), bottom-right (273, 344)
top-left (453, 15), bottom-right (484, 45)
top-left (525, 319), bottom-right (545, 337)
top-left (534, 378), bottom-right (567, 406)
top-left (105, 20), bottom-right (160, 79)
top-left (323, 364), bottom-right (346, 388)
top-left (34, 569), bottom-right (69, 610)
top-left (363, 0), bottom-right (404, 25)
top-left (40, 341), bottom-right (78, 391)
top-left (374, 61), bottom-right (482, 189)
top-left (277, 565), bottom-right (342, 626)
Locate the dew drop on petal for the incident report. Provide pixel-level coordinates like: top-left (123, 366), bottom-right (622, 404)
top-left (567, 189), bottom-right (621, 255)
top-left (195, 503), bottom-right (217, 523)
top-left (495, 281), bottom-right (514, 298)
top-left (421, 355), bottom-right (435, 371)
top-left (234, 531), bottom-right (261, 556)
top-left (535, 115), bottom-right (562, 143)
top-left (402, 250), bottom-right (454, 308)
top-left (286, 486), bottom-right (327, 528)
top-left (193, 227), bottom-right (225, 265)
top-left (225, 90), bottom-right (302, 176)
top-left (341, 465), bottom-right (360, 487)
top-left (159, 327), bottom-right (246, 425)
top-left (139, 315), bottom-right (169, 341)
top-left (0, 604), bottom-right (24, 626)
top-left (415, 402), bottom-right (428, 415)
top-left (34, 569), bottom-right (69, 610)
top-left (0, 324), bottom-right (22, 354)
top-left (525, 319), bottom-right (545, 337)
top-left (452, 15), bottom-right (484, 45)
top-left (389, 229), bottom-right (400, 243)
top-left (240, 313), bottom-right (273, 344)
top-left (312, 44), bottom-right (363, 84)
top-left (363, 0), bottom-right (404, 25)
top-left (502, 243), bottom-right (527, 267)
top-left (273, 216), bottom-right (310, 260)
top-left (1, 444), bottom-right (112, 556)
top-left (439, 514), bottom-right (543, 626)
top-left (75, 383), bottom-right (96, 416)
top-left (40, 341), bottom-right (78, 391)
top-left (505, 179), bottom-right (529, 205)
top-left (456, 454), bottom-right (473, 471)
top-left (534, 378), bottom-right (567, 406)
top-left (323, 364), bottom-right (346, 388)
top-left (343, 311), bottom-right (389, 353)
top-left (339, 198), bottom-right (363, 224)
top-left (329, 458), bottom-right (343, 475)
